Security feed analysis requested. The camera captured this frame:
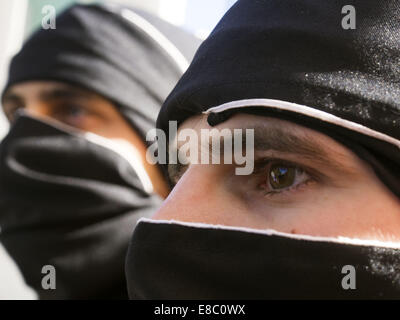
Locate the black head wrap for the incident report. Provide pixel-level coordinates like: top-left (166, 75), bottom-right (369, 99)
top-left (3, 3), bottom-right (201, 141)
top-left (157, 0), bottom-right (400, 198)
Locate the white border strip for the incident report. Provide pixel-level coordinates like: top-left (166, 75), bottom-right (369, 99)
top-left (20, 114), bottom-right (154, 193)
top-left (117, 7), bottom-right (189, 74)
top-left (101, 3), bottom-right (189, 73)
top-left (203, 98), bottom-right (400, 149)
top-left (138, 218), bottom-right (400, 249)
top-left (84, 133), bottom-right (153, 193)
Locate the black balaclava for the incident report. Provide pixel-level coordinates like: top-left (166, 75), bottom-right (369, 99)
top-left (3, 3), bottom-right (201, 141)
top-left (126, 0), bottom-right (400, 299)
top-left (0, 3), bottom-right (200, 299)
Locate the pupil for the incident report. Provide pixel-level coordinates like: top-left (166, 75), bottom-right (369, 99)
top-left (269, 165), bottom-right (296, 189)
top-left (68, 106), bottom-right (83, 117)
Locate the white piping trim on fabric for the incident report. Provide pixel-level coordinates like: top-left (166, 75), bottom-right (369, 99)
top-left (117, 8), bottom-right (189, 73)
top-left (138, 218), bottom-right (400, 249)
top-left (203, 98), bottom-right (400, 149)
top-left (83, 133), bottom-right (154, 194)
top-left (20, 114), bottom-right (154, 193)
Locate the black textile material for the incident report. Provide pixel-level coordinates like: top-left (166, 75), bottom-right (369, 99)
top-left (0, 115), bottom-right (163, 299)
top-left (126, 221), bottom-right (400, 299)
top-left (156, 0), bottom-right (400, 197)
top-left (3, 3), bottom-right (201, 142)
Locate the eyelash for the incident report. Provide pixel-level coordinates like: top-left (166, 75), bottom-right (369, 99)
top-left (254, 158), bottom-right (317, 198)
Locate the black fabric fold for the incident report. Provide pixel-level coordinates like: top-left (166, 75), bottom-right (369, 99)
top-left (0, 115), bottom-right (163, 299)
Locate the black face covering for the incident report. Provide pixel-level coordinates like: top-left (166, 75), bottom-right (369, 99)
top-left (0, 115), bottom-right (162, 299)
top-left (127, 220), bottom-right (400, 299)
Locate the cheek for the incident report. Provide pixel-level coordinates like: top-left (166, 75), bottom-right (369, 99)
top-left (245, 184), bottom-right (400, 240)
top-left (152, 166), bottom-right (252, 226)
top-left (339, 184), bottom-right (400, 241)
top-left (82, 118), bottom-right (118, 137)
top-left (153, 162), bottom-right (400, 241)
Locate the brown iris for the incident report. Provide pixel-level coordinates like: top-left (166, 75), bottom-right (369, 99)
top-left (269, 164), bottom-right (297, 190)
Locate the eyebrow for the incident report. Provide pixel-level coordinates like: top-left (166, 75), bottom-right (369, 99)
top-left (251, 125), bottom-right (355, 172)
top-left (252, 125), bottom-right (331, 161)
top-left (39, 87), bottom-right (94, 101)
top-left (168, 125), bottom-right (355, 184)
top-left (2, 85), bottom-right (93, 105)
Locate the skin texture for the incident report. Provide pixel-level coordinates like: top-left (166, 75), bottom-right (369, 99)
top-left (2, 80), bottom-right (169, 198)
top-left (153, 113), bottom-right (400, 242)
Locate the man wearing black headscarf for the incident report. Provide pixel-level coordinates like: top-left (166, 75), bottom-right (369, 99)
top-left (126, 0), bottom-right (400, 299)
top-left (0, 3), bottom-right (200, 299)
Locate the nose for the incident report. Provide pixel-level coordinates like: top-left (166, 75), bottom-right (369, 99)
top-left (151, 164), bottom-right (242, 226)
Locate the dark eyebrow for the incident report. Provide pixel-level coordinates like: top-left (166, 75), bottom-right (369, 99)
top-left (247, 125), bottom-right (353, 174)
top-left (2, 85), bottom-right (94, 106)
top-left (167, 124), bottom-right (354, 184)
top-left (252, 125), bottom-right (329, 160)
top-left (38, 87), bottom-right (94, 101)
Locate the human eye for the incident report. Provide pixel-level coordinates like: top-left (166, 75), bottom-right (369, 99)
top-left (254, 159), bottom-right (317, 198)
top-left (55, 103), bottom-right (88, 117)
top-left (50, 103), bottom-right (95, 128)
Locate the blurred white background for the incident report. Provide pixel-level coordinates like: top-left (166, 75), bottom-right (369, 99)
top-left (0, 0), bottom-right (237, 300)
